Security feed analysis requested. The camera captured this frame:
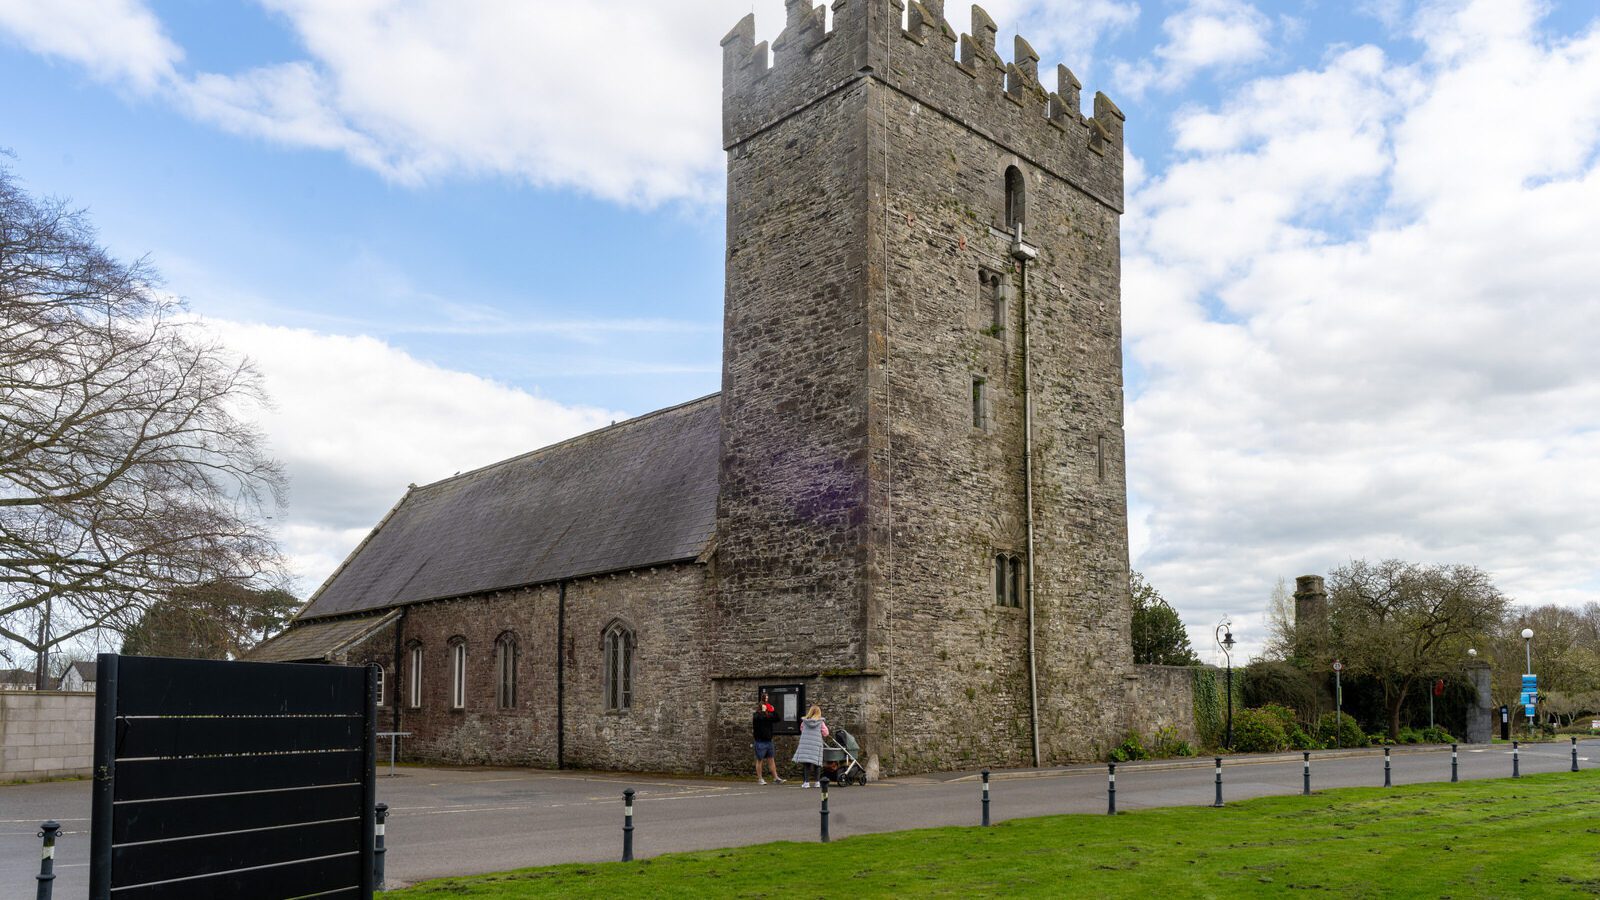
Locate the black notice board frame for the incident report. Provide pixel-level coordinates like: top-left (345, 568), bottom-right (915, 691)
top-left (89, 654), bottom-right (378, 900)
top-left (758, 684), bottom-right (806, 737)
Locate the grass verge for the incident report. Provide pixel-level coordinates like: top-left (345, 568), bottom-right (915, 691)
top-left (389, 770), bottom-right (1600, 898)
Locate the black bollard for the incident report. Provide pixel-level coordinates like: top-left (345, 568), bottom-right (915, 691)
top-left (1302, 752), bottom-right (1311, 796)
top-left (1384, 747), bottom-right (1391, 787)
top-left (622, 789), bottom-right (635, 862)
top-left (1451, 744), bottom-right (1458, 783)
top-left (820, 778), bottom-right (831, 843)
top-left (1212, 757), bottom-right (1224, 808)
top-left (1512, 741), bottom-right (1520, 778)
top-left (1573, 737), bottom-right (1580, 773)
top-left (36, 821), bottom-right (59, 900)
top-left (373, 803), bottom-right (388, 891)
top-left (981, 769), bottom-right (991, 827)
top-left (1107, 763), bottom-right (1117, 815)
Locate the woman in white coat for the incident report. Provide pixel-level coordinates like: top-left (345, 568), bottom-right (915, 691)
top-left (792, 705), bottom-right (828, 787)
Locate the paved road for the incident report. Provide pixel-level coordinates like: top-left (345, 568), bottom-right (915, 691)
top-left (3, 740), bottom-right (1594, 894)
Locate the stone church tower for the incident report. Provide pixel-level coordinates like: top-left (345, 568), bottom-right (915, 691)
top-left (715, 1), bottom-right (1132, 771)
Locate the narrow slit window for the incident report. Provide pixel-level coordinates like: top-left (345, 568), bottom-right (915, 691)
top-left (1005, 166), bottom-right (1026, 232)
top-left (374, 666), bottom-right (385, 707)
top-left (450, 640), bottom-right (467, 710)
top-left (1097, 435), bottom-right (1107, 483)
top-left (408, 645), bottom-right (423, 709)
top-left (979, 270), bottom-right (1004, 338)
top-left (972, 377), bottom-right (988, 430)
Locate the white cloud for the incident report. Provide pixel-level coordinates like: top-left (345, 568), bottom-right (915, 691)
top-left (1124, 0), bottom-right (1600, 658)
top-left (0, 1), bottom-right (1135, 204)
top-left (1116, 0), bottom-right (1274, 97)
top-left (201, 319), bottom-right (621, 595)
top-left (0, 0), bottom-right (178, 90)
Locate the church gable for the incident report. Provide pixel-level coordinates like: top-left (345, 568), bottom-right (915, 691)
top-left (298, 394), bottom-right (721, 620)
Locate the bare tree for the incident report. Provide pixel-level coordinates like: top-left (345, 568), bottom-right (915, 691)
top-left (1328, 559), bottom-right (1508, 738)
top-left (1, 166), bottom-right (286, 685)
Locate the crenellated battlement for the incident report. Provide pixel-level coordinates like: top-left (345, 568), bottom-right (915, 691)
top-left (722, 1), bottom-right (1124, 208)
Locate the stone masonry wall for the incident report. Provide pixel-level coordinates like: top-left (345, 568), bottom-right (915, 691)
top-left (348, 564), bottom-right (713, 773)
top-left (715, 66), bottom-right (874, 677)
top-left (0, 691), bottom-right (94, 782)
top-left (1124, 666), bottom-right (1202, 747)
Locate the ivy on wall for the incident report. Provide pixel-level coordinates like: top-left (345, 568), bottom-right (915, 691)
top-left (1191, 667), bottom-right (1224, 749)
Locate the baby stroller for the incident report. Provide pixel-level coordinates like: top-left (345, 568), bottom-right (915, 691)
top-left (821, 727), bottom-right (869, 786)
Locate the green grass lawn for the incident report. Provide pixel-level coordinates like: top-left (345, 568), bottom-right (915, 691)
top-left (390, 771), bottom-right (1600, 898)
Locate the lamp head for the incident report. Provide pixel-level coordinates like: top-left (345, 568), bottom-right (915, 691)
top-left (1521, 628), bottom-right (1534, 640)
top-left (1467, 648), bottom-right (1477, 658)
top-left (1222, 630), bottom-right (1236, 651)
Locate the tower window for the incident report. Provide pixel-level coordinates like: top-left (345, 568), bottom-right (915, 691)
top-left (1004, 166), bottom-right (1026, 232)
top-left (1097, 434), bottom-right (1108, 483)
top-left (994, 554), bottom-right (1024, 607)
top-left (979, 270), bottom-right (1004, 337)
top-left (972, 377), bottom-right (988, 430)
top-left (374, 665), bottom-right (385, 707)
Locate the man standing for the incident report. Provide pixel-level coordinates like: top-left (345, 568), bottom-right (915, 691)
top-left (753, 691), bottom-right (784, 784)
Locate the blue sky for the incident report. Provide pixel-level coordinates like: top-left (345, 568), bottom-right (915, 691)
top-left (3, 0), bottom-right (1598, 660)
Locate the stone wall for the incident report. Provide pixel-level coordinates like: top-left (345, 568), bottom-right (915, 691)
top-left (0, 692), bottom-right (94, 782)
top-left (342, 563), bottom-right (715, 773)
top-left (1124, 666), bottom-right (1203, 746)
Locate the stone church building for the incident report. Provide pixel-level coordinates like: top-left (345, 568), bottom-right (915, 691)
top-left (250, 0), bottom-right (1194, 775)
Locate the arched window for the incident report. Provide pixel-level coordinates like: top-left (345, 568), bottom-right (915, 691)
top-left (448, 637), bottom-right (467, 710)
top-left (495, 632), bottom-right (518, 710)
top-left (603, 622), bottom-right (634, 712)
top-left (1004, 166), bottom-right (1026, 232)
top-left (995, 554), bottom-right (1025, 607)
top-left (407, 642), bottom-right (423, 709)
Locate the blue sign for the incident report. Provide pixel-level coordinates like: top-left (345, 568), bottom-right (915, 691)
top-left (1521, 674), bottom-right (1538, 718)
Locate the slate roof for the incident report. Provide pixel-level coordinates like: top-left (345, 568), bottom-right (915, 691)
top-left (68, 660), bottom-right (97, 682)
top-left (297, 394), bottom-right (721, 620)
top-left (247, 611), bottom-right (401, 663)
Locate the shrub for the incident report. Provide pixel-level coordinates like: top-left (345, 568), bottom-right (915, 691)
top-left (1258, 703), bottom-right (1300, 732)
top-left (1151, 725), bottom-right (1196, 759)
top-left (1287, 726), bottom-right (1323, 751)
top-left (1231, 707), bottom-right (1289, 753)
top-left (1109, 732), bottom-right (1148, 763)
top-left (1192, 668), bottom-right (1224, 749)
top-left (1241, 661), bottom-right (1324, 717)
top-left (1421, 726), bottom-right (1456, 744)
top-left (1398, 727), bottom-right (1424, 745)
top-left (1315, 711), bottom-right (1366, 749)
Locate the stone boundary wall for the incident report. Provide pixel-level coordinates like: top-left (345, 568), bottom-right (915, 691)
top-left (0, 691), bottom-right (95, 782)
top-left (1124, 665), bottom-right (1203, 746)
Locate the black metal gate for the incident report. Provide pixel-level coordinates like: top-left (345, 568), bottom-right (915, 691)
top-left (89, 654), bottom-right (378, 899)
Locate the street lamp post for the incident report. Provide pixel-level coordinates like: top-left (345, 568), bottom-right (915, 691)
top-left (1216, 621), bottom-right (1236, 750)
top-left (1521, 628), bottom-right (1535, 735)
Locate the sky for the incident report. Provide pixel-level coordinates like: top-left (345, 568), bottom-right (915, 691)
top-left (2, 0), bottom-right (1597, 664)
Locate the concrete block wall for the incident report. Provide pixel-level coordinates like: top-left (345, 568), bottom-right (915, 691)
top-left (0, 692), bottom-right (95, 782)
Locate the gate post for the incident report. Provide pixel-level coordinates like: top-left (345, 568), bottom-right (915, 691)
top-left (89, 653), bottom-right (118, 900)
